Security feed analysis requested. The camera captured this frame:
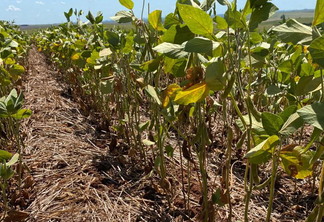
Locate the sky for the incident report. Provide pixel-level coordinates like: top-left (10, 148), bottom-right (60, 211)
top-left (0, 0), bottom-right (318, 25)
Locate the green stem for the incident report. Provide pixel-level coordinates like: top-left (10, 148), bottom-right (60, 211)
top-left (266, 139), bottom-right (282, 222)
top-left (316, 161), bottom-right (324, 222)
top-left (320, 69), bottom-right (323, 102)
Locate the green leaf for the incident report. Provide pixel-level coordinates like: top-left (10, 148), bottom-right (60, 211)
top-left (300, 63), bottom-right (315, 77)
top-left (261, 112), bottom-right (284, 136)
top-left (119, 0), bottom-right (134, 10)
top-left (224, 9), bottom-right (246, 29)
top-left (165, 145), bottom-right (174, 157)
top-left (162, 25), bottom-right (195, 44)
top-left (0, 150), bottom-right (12, 161)
top-left (298, 103), bottom-right (324, 131)
top-left (145, 85), bottom-right (162, 105)
top-left (310, 137), bottom-right (324, 165)
top-left (309, 35), bottom-right (324, 68)
top-left (205, 60), bottom-right (225, 91)
top-left (164, 13), bottom-right (181, 29)
top-left (106, 31), bottom-right (120, 48)
top-left (177, 3), bottom-right (214, 37)
top-left (279, 105), bottom-right (297, 123)
top-left (270, 19), bottom-right (312, 44)
top-left (9, 64), bottom-right (25, 75)
top-left (11, 109), bottom-right (32, 119)
top-left (278, 60), bottom-right (293, 73)
top-left (163, 57), bottom-right (187, 77)
top-left (7, 153), bottom-right (19, 166)
top-left (295, 76), bottom-right (322, 96)
top-left (244, 135), bottom-right (279, 161)
top-left (213, 16), bottom-right (228, 29)
top-left (110, 11), bottom-right (133, 23)
top-left (153, 42), bottom-right (188, 59)
top-left (140, 58), bottom-right (161, 72)
top-left (280, 146), bottom-right (314, 179)
top-left (86, 11), bottom-right (95, 24)
top-left (64, 8), bottom-right (73, 22)
top-left (184, 37), bottom-right (220, 56)
top-left (249, 3), bottom-right (278, 31)
top-left (95, 12), bottom-right (103, 24)
top-left (148, 10), bottom-right (164, 31)
top-left (313, 0), bottom-right (324, 26)
top-left (279, 113), bottom-right (304, 137)
top-left (174, 82), bottom-right (209, 105)
top-left (266, 85), bottom-right (281, 96)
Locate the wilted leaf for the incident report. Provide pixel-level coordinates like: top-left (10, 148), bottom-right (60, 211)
top-left (280, 146), bottom-right (314, 179)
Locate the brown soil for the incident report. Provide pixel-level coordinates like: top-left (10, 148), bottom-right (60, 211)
top-left (2, 47), bottom-right (319, 221)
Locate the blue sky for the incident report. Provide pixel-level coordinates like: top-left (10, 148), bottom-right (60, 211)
top-left (0, 0), bottom-right (317, 25)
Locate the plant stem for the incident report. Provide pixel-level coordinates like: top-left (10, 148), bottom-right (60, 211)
top-left (316, 161), bottom-right (324, 222)
top-left (266, 139), bottom-right (282, 222)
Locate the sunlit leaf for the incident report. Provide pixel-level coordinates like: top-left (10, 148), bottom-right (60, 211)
top-left (145, 85), bottom-right (162, 105)
top-left (0, 150), bottom-right (12, 161)
top-left (153, 42), bottom-right (188, 59)
top-left (313, 0), bottom-right (324, 26)
top-left (309, 35), bottom-right (324, 68)
top-left (148, 10), bottom-right (164, 31)
top-left (174, 82), bottom-right (209, 105)
top-left (244, 135), bottom-right (279, 162)
top-left (298, 103), bottom-right (324, 131)
top-left (249, 3), bottom-right (278, 31)
top-left (119, 0), bottom-right (134, 10)
top-left (162, 84), bottom-right (182, 108)
top-left (177, 3), bottom-right (214, 37)
top-left (270, 19), bottom-right (312, 44)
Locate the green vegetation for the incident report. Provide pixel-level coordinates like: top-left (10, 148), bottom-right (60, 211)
top-left (1, 0), bottom-right (324, 221)
top-left (0, 21), bottom-right (31, 220)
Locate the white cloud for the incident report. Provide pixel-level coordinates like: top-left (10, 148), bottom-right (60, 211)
top-left (60, 1), bottom-right (66, 4)
top-left (6, 5), bottom-right (21, 11)
top-left (35, 1), bottom-right (45, 5)
top-left (16, 0), bottom-right (22, 3)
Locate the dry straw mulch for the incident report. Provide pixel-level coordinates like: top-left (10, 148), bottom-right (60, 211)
top-left (21, 47), bottom-right (148, 222)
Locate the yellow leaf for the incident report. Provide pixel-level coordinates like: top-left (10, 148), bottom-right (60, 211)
top-left (162, 84), bottom-right (181, 108)
top-left (71, 53), bottom-right (80, 60)
top-left (174, 82), bottom-right (209, 105)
